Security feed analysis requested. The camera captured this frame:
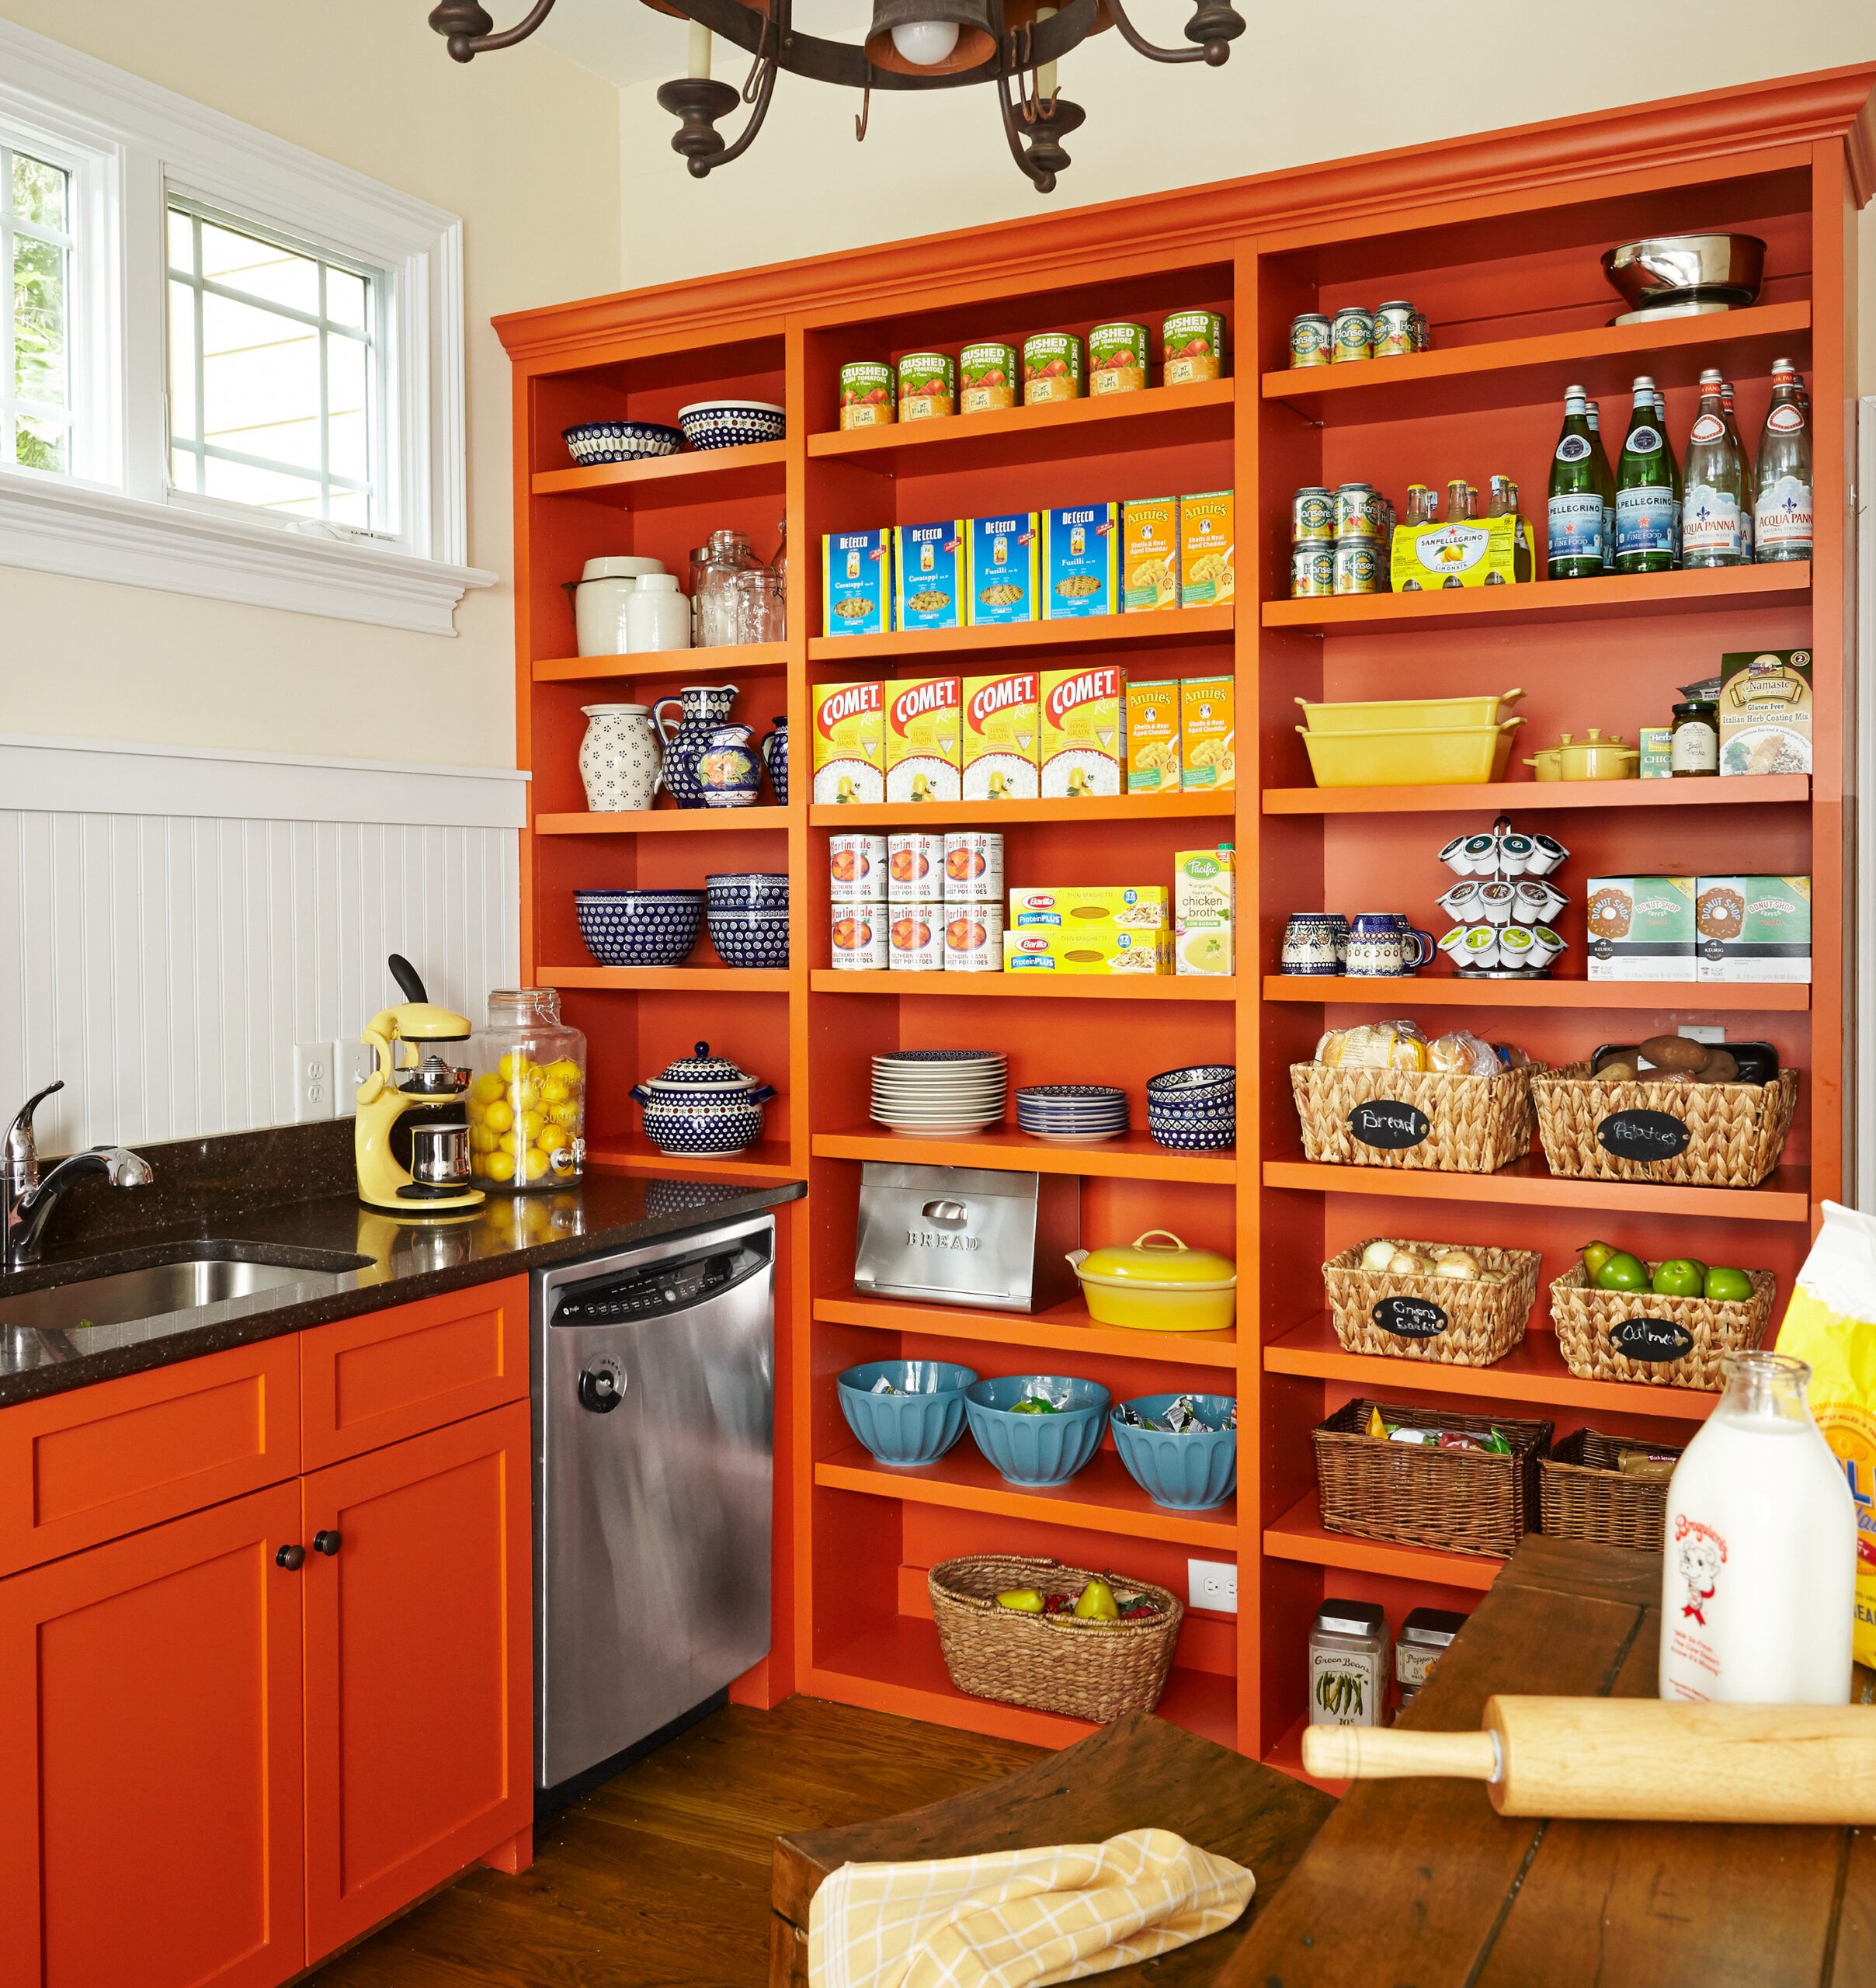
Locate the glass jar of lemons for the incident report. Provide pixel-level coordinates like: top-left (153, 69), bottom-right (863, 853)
top-left (466, 989), bottom-right (586, 1190)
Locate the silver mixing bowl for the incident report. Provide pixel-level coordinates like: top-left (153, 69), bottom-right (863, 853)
top-left (1602, 234), bottom-right (1766, 313)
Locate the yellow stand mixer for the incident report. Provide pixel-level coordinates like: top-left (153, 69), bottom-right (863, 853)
top-left (355, 954), bottom-right (485, 1215)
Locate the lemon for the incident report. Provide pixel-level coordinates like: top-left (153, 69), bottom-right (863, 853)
top-left (523, 1146), bottom-right (551, 1182)
top-left (548, 1099), bottom-right (581, 1130)
top-left (464, 1097), bottom-right (485, 1124)
top-left (538, 1122), bottom-right (570, 1154)
top-left (498, 1051), bottom-right (532, 1082)
top-left (548, 1058), bottom-right (582, 1088)
top-left (469, 1152), bottom-right (488, 1177)
top-left (519, 1108), bottom-right (546, 1143)
top-left (483, 1098), bottom-right (514, 1134)
top-left (484, 1149), bottom-right (516, 1183)
top-left (540, 1076), bottom-right (570, 1107)
top-left (470, 1072), bottom-right (502, 1104)
top-left (469, 1125), bottom-right (498, 1155)
top-left (512, 1076), bottom-right (543, 1111)
top-left (498, 1131), bottom-right (519, 1156)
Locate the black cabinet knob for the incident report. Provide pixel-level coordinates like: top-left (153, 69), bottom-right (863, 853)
top-left (313, 1530), bottom-right (342, 1556)
top-left (276, 1543), bottom-right (306, 1570)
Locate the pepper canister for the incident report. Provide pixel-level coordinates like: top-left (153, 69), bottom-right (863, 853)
top-left (629, 1041), bottom-right (776, 1156)
top-left (578, 703), bottom-right (661, 813)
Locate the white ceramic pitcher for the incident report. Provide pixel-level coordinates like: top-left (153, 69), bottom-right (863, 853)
top-left (578, 704), bottom-right (661, 812)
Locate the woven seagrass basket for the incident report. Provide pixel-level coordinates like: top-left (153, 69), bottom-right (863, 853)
top-left (1531, 1062), bottom-right (1798, 1188)
top-left (928, 1554), bottom-right (1182, 1722)
top-left (1548, 1263), bottom-right (1778, 1390)
top-left (1322, 1239), bottom-right (1541, 1367)
top-left (1289, 1062), bottom-right (1534, 1173)
top-left (1312, 1399), bottom-right (1551, 1558)
top-left (1539, 1428), bottom-right (1686, 1552)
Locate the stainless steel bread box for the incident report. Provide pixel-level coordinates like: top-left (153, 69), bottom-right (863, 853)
top-left (853, 1163), bottom-right (1079, 1312)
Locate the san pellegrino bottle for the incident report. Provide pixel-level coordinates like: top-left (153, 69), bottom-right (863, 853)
top-left (1652, 387), bottom-right (1683, 566)
top-left (1722, 381), bottom-right (1754, 558)
top-left (1682, 368), bottom-right (1748, 568)
top-left (1548, 384), bottom-right (1606, 578)
top-left (1755, 357), bottom-right (1813, 562)
top-left (1615, 375), bottom-right (1675, 574)
top-left (1586, 398), bottom-right (1617, 564)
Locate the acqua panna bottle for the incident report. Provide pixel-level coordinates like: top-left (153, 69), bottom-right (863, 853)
top-left (1754, 356), bottom-right (1814, 562)
top-left (1659, 1350), bottom-right (1856, 1705)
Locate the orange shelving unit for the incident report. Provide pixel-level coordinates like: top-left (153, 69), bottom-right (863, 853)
top-left (497, 64), bottom-right (1875, 1761)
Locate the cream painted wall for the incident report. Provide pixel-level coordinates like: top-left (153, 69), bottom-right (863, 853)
top-left (0, 1), bottom-right (622, 770)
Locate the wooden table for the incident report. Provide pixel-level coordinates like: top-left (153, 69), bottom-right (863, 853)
top-left (1221, 1535), bottom-right (1875, 1987)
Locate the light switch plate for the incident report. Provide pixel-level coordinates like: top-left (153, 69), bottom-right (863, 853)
top-left (291, 1041), bottom-right (337, 1122)
top-left (1187, 1558), bottom-right (1238, 1614)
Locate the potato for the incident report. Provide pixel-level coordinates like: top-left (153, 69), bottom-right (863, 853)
top-left (1597, 1059), bottom-right (1638, 1083)
top-left (1694, 1048), bottom-right (1740, 1083)
top-left (1639, 1032), bottom-right (1711, 1072)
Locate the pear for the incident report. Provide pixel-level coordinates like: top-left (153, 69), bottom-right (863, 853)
top-left (1073, 1578), bottom-right (1120, 1621)
top-left (996, 1588), bottom-right (1044, 1613)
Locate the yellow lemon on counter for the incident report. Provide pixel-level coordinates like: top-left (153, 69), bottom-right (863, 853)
top-left (498, 1051), bottom-right (531, 1082)
top-left (483, 1098), bottom-right (514, 1135)
top-left (470, 1072), bottom-right (502, 1104)
top-left (469, 1152), bottom-right (488, 1177)
top-left (484, 1149), bottom-right (516, 1183)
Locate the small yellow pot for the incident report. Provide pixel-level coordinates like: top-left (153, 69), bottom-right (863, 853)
top-left (1065, 1230), bottom-right (1237, 1333)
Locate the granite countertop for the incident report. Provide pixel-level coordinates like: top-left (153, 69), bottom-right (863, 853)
top-left (0, 1166), bottom-right (804, 1409)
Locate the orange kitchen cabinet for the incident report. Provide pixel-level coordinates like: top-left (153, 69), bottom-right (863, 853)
top-left (0, 1481), bottom-right (307, 1988)
top-left (301, 1399), bottom-right (533, 1962)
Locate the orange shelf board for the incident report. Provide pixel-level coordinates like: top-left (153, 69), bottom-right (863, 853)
top-left (1261, 1157), bottom-right (1812, 1223)
top-left (1263, 1492), bottom-right (1501, 1594)
top-left (808, 793), bottom-right (1231, 829)
top-left (807, 377), bottom-right (1233, 461)
top-left (1260, 301), bottom-right (1813, 420)
top-left (539, 964), bottom-right (790, 992)
top-left (530, 439), bottom-right (786, 496)
top-left (532, 642), bottom-right (790, 683)
top-left (814, 1291), bottom-right (1239, 1370)
top-left (1261, 975), bottom-right (1812, 1012)
top-left (816, 1126), bottom-right (1235, 1183)
top-left (808, 604), bottom-right (1232, 664)
top-left (1263, 774), bottom-right (1810, 816)
top-left (812, 970), bottom-right (1236, 1001)
top-left (1264, 1313), bottom-right (1719, 1423)
top-left (585, 1138), bottom-right (799, 1183)
top-left (535, 806), bottom-right (790, 834)
top-left (1262, 561), bottom-right (1810, 635)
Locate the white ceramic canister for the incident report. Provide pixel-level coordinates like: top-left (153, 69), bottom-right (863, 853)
top-left (573, 554), bottom-right (665, 657)
top-left (578, 703), bottom-right (662, 812)
top-left (888, 832), bottom-right (946, 902)
top-left (626, 572), bottom-right (692, 653)
top-left (830, 833), bottom-right (889, 902)
top-left (888, 902), bottom-right (947, 971)
top-left (943, 903), bottom-right (1004, 971)
top-left (831, 903), bottom-right (889, 971)
top-left (942, 831), bottom-right (1004, 903)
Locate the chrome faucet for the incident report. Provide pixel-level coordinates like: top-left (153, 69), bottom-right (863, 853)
top-left (3, 1081), bottom-right (154, 1273)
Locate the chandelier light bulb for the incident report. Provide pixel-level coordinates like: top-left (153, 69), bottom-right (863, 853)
top-left (889, 17), bottom-right (961, 65)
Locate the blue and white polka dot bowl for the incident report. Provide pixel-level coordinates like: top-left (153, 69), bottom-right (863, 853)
top-left (707, 906), bottom-right (790, 969)
top-left (677, 399), bottom-right (787, 452)
top-left (562, 419), bottom-right (683, 466)
top-left (574, 888), bottom-right (703, 967)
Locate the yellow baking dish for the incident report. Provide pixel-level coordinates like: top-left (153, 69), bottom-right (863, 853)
top-left (1297, 717), bottom-right (1523, 787)
top-left (1295, 688), bottom-right (1524, 732)
top-left (1065, 1230), bottom-right (1237, 1333)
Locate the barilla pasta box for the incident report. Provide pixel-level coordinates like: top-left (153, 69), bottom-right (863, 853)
top-left (1179, 491), bottom-right (1235, 606)
top-left (962, 671), bottom-right (1040, 801)
top-left (1125, 679), bottom-right (1179, 794)
top-left (1041, 503), bottom-right (1120, 620)
top-left (811, 679), bottom-right (885, 805)
top-left (1040, 666), bottom-right (1125, 798)
top-left (967, 513), bottom-right (1039, 626)
top-left (1122, 497), bottom-right (1179, 612)
top-left (1009, 886), bottom-right (1168, 930)
top-left (1003, 925), bottom-right (1172, 975)
top-left (823, 528), bottom-right (892, 638)
top-left (1180, 676), bottom-right (1235, 792)
top-left (884, 676), bottom-right (962, 804)
top-left (893, 520), bottom-right (965, 633)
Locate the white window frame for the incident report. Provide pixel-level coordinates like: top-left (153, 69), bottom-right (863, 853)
top-left (0, 18), bottom-right (492, 634)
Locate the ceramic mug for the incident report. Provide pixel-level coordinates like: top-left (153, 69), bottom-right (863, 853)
top-left (1347, 912), bottom-right (1433, 976)
top-left (1281, 912), bottom-right (1349, 975)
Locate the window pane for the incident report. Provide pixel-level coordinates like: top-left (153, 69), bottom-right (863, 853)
top-left (168, 284), bottom-right (198, 440)
top-left (203, 454), bottom-right (321, 511)
top-left (327, 487), bottom-right (370, 527)
top-left (198, 288), bottom-right (321, 470)
top-left (11, 151), bottom-right (67, 230)
top-left (13, 232), bottom-right (67, 405)
top-left (169, 444), bottom-right (203, 493)
top-left (15, 407), bottom-right (68, 472)
top-left (326, 335), bottom-right (367, 481)
top-left (200, 217), bottom-right (319, 314)
top-left (167, 207), bottom-right (195, 275)
top-left (327, 268), bottom-right (367, 330)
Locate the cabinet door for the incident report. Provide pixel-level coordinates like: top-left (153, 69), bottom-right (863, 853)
top-left (0, 1482), bottom-right (307, 1988)
top-left (302, 1399), bottom-right (532, 1961)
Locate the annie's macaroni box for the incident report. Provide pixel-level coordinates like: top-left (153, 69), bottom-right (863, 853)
top-left (1174, 845), bottom-right (1235, 977)
top-left (893, 520), bottom-right (965, 633)
top-left (1696, 874), bottom-right (1812, 983)
top-left (1126, 679), bottom-right (1180, 794)
top-left (1179, 676), bottom-right (1235, 792)
top-left (1003, 925), bottom-right (1172, 975)
top-left (1041, 503), bottom-right (1120, 620)
top-left (1586, 875), bottom-right (1695, 981)
top-left (1040, 666), bottom-right (1126, 798)
top-left (1122, 497), bottom-right (1179, 612)
top-left (967, 513), bottom-right (1040, 626)
top-left (962, 672), bottom-right (1040, 800)
top-left (1179, 491), bottom-right (1235, 606)
top-left (884, 675), bottom-right (962, 803)
top-left (822, 528), bottom-right (892, 638)
top-left (811, 679), bottom-right (885, 805)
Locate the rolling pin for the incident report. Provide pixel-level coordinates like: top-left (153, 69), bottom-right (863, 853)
top-left (1301, 1696), bottom-right (1876, 1823)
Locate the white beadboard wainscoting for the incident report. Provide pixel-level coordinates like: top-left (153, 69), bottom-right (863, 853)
top-left (0, 735), bottom-right (525, 1156)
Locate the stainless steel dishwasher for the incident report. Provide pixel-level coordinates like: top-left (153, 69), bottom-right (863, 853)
top-left (533, 1212), bottom-right (775, 1807)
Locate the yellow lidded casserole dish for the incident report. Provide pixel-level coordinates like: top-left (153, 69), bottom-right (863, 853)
top-left (1065, 1230), bottom-right (1237, 1333)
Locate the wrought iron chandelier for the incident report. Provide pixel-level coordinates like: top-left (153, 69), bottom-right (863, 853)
top-left (427, 0), bottom-right (1244, 193)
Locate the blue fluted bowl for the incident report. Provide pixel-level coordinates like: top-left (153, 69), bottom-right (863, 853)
top-left (575, 888), bottom-right (702, 967)
top-left (1112, 1395), bottom-right (1239, 1510)
top-left (964, 1375), bottom-right (1109, 1487)
top-left (837, 1359), bottom-right (978, 1465)
top-left (563, 419), bottom-right (682, 465)
top-left (678, 398), bottom-right (787, 451)
top-left (707, 906), bottom-right (790, 968)
top-left (705, 871), bottom-right (790, 911)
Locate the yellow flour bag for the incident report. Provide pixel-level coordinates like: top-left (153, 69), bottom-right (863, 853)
top-left (1775, 1201), bottom-right (1876, 1666)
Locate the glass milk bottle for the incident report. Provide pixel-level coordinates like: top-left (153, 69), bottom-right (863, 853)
top-left (1659, 1351), bottom-right (1856, 1705)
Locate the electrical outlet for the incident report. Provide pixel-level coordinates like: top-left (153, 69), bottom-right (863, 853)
top-left (1681, 1024), bottom-right (1727, 1045)
top-left (292, 1041), bottom-right (337, 1122)
top-left (1187, 1558), bottom-right (1237, 1614)
top-left (335, 1037), bottom-right (373, 1114)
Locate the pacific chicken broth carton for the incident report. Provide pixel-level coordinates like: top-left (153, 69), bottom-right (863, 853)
top-left (962, 671), bottom-right (1040, 800)
top-left (884, 676), bottom-right (962, 803)
top-left (1174, 845), bottom-right (1235, 977)
top-left (1040, 666), bottom-right (1126, 798)
top-left (811, 679), bottom-right (885, 805)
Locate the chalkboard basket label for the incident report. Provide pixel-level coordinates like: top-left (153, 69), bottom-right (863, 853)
top-left (1595, 1108), bottom-right (1691, 1162)
top-left (1609, 1315), bottom-right (1697, 1364)
top-left (1373, 1295), bottom-right (1449, 1340)
top-left (1347, 1100), bottom-right (1431, 1151)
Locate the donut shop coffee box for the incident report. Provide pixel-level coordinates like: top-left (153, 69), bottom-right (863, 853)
top-left (892, 520), bottom-right (964, 633)
top-left (1040, 666), bottom-right (1126, 798)
top-left (962, 671), bottom-right (1040, 800)
top-left (1695, 875), bottom-right (1812, 983)
top-left (1718, 649), bottom-right (1813, 775)
top-left (811, 679), bottom-right (885, 804)
top-left (1125, 680), bottom-right (1180, 794)
top-left (1009, 886), bottom-right (1168, 930)
top-left (1586, 875), bottom-right (1695, 981)
top-left (1040, 503), bottom-right (1120, 620)
top-left (966, 513), bottom-right (1039, 626)
top-left (883, 675), bottom-right (962, 803)
top-left (1173, 845), bottom-right (1235, 977)
top-left (822, 528), bottom-right (892, 638)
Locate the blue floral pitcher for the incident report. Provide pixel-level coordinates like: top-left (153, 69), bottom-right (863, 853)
top-left (651, 683), bottom-right (739, 808)
top-left (694, 724), bottom-right (763, 808)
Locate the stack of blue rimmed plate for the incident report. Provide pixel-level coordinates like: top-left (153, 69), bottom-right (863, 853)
top-left (1016, 1084), bottom-right (1129, 1144)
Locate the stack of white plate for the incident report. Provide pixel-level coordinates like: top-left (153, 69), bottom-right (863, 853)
top-left (870, 1050), bottom-right (1007, 1136)
top-left (1015, 1084), bottom-right (1129, 1144)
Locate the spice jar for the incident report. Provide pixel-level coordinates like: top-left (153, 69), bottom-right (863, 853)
top-left (467, 989), bottom-right (586, 1191)
top-left (1670, 697), bottom-right (1719, 777)
top-left (1395, 1606), bottom-right (1465, 1714)
top-left (1308, 1598), bottom-right (1388, 1727)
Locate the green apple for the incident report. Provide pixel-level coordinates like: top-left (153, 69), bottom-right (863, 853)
top-left (1595, 1251), bottom-right (1650, 1292)
top-left (1650, 1258), bottom-right (1706, 1298)
top-left (1704, 1266), bottom-right (1754, 1303)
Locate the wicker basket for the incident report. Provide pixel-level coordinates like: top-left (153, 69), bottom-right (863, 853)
top-left (927, 1554), bottom-right (1183, 1722)
top-left (1540, 1428), bottom-right (1687, 1552)
top-left (1313, 1399), bottom-right (1551, 1559)
top-left (1531, 1062), bottom-right (1798, 1188)
top-left (1548, 1263), bottom-right (1778, 1391)
top-left (1289, 1062), bottom-right (1534, 1173)
top-left (1322, 1239), bottom-right (1541, 1366)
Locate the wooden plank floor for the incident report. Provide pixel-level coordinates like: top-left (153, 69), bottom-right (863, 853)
top-left (307, 1697), bottom-right (1040, 1987)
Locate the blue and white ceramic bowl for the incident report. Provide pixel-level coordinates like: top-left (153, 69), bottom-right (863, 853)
top-left (1146, 1099), bottom-right (1235, 1152)
top-left (964, 1375), bottom-right (1110, 1487)
top-left (574, 888), bottom-right (703, 967)
top-left (1111, 1394), bottom-right (1238, 1510)
top-left (562, 419), bottom-right (683, 466)
top-left (1147, 1064), bottom-right (1236, 1101)
top-left (707, 907), bottom-right (790, 969)
top-left (677, 399), bottom-right (787, 451)
top-left (705, 871), bottom-right (790, 911)
top-left (837, 1359), bottom-right (978, 1467)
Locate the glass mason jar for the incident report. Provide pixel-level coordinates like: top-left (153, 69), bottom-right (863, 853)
top-left (466, 989), bottom-right (587, 1191)
top-left (697, 528), bottom-right (762, 648)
